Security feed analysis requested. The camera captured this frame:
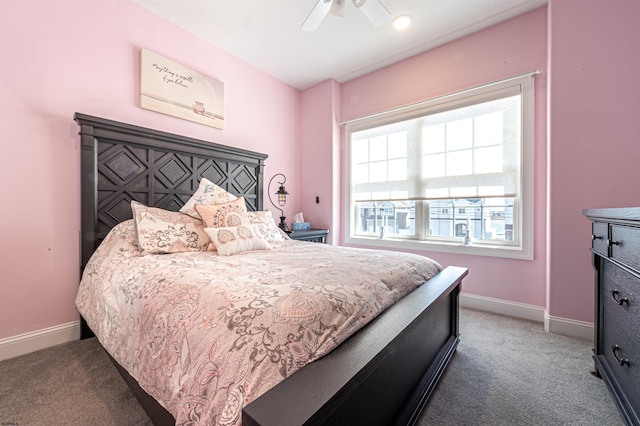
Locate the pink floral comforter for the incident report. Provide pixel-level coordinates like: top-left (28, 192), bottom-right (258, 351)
top-left (75, 220), bottom-right (442, 426)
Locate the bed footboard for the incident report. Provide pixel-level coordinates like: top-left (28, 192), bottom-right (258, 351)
top-left (243, 265), bottom-right (467, 426)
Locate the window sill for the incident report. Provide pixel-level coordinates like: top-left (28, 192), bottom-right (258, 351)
top-left (344, 235), bottom-right (533, 260)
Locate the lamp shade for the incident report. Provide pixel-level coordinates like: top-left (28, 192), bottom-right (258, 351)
top-left (276, 184), bottom-right (288, 206)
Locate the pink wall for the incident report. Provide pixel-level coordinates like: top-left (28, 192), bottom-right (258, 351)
top-left (547, 0), bottom-right (640, 322)
top-left (3, 0), bottom-right (639, 344)
top-left (0, 0), bottom-right (301, 340)
top-left (337, 7), bottom-right (549, 308)
top-left (301, 1), bottom-right (640, 325)
top-left (299, 79), bottom-right (342, 244)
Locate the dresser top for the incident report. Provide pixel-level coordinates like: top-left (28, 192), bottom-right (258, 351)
top-left (583, 207), bottom-right (640, 222)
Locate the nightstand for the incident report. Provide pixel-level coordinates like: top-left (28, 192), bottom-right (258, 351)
top-left (287, 229), bottom-right (329, 243)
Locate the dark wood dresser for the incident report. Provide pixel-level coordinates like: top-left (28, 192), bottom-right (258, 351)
top-left (583, 207), bottom-right (640, 426)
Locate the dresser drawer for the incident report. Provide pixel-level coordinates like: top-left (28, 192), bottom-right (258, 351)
top-left (601, 332), bottom-right (640, 415)
top-left (601, 261), bottom-right (640, 413)
top-left (603, 258), bottom-right (640, 301)
top-left (611, 225), bottom-right (640, 271)
top-left (591, 221), bottom-right (609, 256)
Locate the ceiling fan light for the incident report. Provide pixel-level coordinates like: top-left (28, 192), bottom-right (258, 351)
top-left (392, 14), bottom-right (412, 30)
top-left (331, 0), bottom-right (345, 16)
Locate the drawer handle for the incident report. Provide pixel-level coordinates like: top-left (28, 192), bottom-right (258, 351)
top-left (611, 345), bottom-right (630, 367)
top-left (610, 289), bottom-right (629, 305)
top-left (607, 239), bottom-right (620, 247)
top-left (592, 234), bottom-right (602, 241)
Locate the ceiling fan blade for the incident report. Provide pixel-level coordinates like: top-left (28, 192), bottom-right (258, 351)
top-left (302, 0), bottom-right (334, 32)
top-left (353, 0), bottom-right (390, 27)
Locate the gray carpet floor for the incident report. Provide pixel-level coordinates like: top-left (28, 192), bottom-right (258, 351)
top-left (417, 309), bottom-right (623, 426)
top-left (0, 308), bottom-right (624, 425)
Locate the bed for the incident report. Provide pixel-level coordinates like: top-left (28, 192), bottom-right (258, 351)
top-left (74, 112), bottom-right (468, 426)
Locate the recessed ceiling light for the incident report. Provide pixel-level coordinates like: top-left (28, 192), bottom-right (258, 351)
top-left (392, 15), bottom-right (412, 31)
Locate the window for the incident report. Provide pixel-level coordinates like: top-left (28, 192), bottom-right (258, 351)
top-left (345, 74), bottom-right (535, 259)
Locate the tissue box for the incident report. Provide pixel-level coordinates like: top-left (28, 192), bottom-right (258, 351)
top-left (292, 222), bottom-right (310, 231)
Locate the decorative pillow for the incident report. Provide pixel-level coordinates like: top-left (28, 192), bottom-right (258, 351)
top-left (179, 178), bottom-right (238, 219)
top-left (194, 197), bottom-right (249, 228)
top-left (204, 225), bottom-right (271, 256)
top-left (247, 210), bottom-right (287, 242)
top-left (131, 201), bottom-right (211, 254)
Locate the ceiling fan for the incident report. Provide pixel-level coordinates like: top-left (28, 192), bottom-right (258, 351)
top-left (302, 0), bottom-right (391, 32)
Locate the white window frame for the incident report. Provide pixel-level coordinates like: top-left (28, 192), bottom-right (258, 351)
top-left (344, 74), bottom-right (535, 260)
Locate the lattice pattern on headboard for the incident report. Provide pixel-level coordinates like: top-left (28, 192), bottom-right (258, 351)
top-left (75, 113), bottom-right (267, 270)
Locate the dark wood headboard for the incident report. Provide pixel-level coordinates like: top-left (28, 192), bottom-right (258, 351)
top-left (75, 113), bottom-right (267, 271)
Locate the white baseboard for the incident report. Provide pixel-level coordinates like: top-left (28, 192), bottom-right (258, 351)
top-left (460, 292), bottom-right (546, 322)
top-left (544, 313), bottom-right (594, 342)
top-left (460, 292), bottom-right (593, 342)
top-left (0, 321), bottom-right (80, 362)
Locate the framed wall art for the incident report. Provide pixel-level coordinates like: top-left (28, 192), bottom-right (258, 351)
top-left (140, 48), bottom-right (224, 129)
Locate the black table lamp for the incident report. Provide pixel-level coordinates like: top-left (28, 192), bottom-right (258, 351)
top-left (268, 173), bottom-right (289, 232)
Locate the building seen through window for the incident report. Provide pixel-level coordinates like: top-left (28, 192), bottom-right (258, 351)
top-left (354, 198), bottom-right (514, 242)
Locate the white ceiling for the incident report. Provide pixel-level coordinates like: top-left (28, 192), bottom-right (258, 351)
top-left (132, 0), bottom-right (547, 91)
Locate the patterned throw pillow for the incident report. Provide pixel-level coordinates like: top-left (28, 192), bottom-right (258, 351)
top-left (179, 178), bottom-right (238, 219)
top-left (194, 197), bottom-right (250, 228)
top-left (204, 225), bottom-right (271, 256)
top-left (131, 201), bottom-right (211, 254)
top-left (247, 210), bottom-right (288, 242)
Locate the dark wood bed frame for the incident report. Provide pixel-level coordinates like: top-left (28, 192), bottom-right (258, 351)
top-left (75, 112), bottom-right (468, 426)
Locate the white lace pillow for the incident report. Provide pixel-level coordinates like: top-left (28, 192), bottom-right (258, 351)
top-left (204, 225), bottom-right (271, 256)
top-left (131, 201), bottom-right (211, 254)
top-left (247, 210), bottom-right (288, 242)
top-left (180, 178), bottom-right (238, 219)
